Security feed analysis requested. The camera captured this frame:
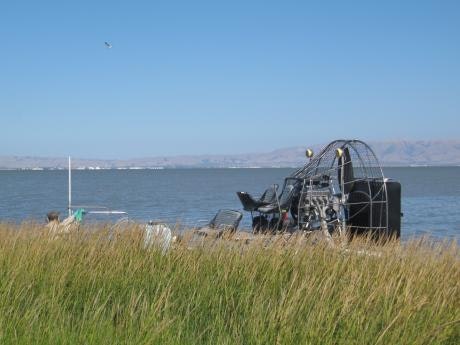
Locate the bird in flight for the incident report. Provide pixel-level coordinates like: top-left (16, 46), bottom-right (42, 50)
top-left (104, 41), bottom-right (112, 49)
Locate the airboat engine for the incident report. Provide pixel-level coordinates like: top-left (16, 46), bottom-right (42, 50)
top-left (291, 140), bottom-right (401, 239)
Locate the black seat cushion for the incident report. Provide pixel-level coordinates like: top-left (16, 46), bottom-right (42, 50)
top-left (208, 209), bottom-right (243, 231)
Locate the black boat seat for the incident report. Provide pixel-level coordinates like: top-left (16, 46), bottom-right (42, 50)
top-left (193, 209), bottom-right (243, 239)
top-left (258, 179), bottom-right (299, 214)
top-left (236, 185), bottom-right (278, 212)
top-left (208, 209), bottom-right (243, 231)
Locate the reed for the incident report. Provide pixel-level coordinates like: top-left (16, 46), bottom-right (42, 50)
top-left (0, 223), bottom-right (458, 344)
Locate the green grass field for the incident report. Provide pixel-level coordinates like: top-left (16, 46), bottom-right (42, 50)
top-left (0, 223), bottom-right (458, 344)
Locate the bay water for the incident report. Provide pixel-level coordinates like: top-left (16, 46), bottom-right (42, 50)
top-left (0, 167), bottom-right (458, 239)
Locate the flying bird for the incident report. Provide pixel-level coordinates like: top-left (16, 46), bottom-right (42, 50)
top-left (104, 41), bottom-right (112, 49)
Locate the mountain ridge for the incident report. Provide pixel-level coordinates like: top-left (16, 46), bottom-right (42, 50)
top-left (1, 140), bottom-right (459, 169)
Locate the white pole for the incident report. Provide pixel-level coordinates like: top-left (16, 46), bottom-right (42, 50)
top-left (68, 156), bottom-right (72, 216)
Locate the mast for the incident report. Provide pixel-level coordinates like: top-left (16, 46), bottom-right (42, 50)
top-left (68, 156), bottom-right (72, 216)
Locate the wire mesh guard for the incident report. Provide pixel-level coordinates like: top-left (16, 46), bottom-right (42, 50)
top-left (290, 140), bottom-right (394, 237)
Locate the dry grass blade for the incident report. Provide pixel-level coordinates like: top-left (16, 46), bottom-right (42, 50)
top-left (0, 222), bottom-right (458, 344)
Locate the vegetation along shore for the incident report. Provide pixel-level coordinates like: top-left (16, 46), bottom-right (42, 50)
top-left (0, 223), bottom-right (458, 344)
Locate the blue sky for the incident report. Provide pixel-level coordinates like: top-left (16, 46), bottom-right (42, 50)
top-left (1, 0), bottom-right (459, 158)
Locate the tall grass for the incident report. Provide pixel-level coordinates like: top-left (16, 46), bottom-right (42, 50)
top-left (0, 223), bottom-right (458, 344)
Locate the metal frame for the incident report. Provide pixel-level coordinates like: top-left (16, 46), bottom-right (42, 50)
top-left (290, 140), bottom-right (390, 235)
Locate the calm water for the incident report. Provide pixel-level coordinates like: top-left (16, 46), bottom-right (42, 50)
top-left (0, 167), bottom-right (459, 239)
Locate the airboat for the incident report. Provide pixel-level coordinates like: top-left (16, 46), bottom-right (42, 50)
top-left (63, 157), bottom-right (172, 250)
top-left (237, 139), bottom-right (402, 239)
top-left (61, 157), bottom-right (128, 225)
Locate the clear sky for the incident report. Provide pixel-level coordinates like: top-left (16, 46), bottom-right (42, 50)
top-left (1, 0), bottom-right (459, 158)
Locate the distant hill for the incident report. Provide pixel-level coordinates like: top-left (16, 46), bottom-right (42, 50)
top-left (368, 140), bottom-right (460, 166)
top-left (1, 140), bottom-right (459, 169)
